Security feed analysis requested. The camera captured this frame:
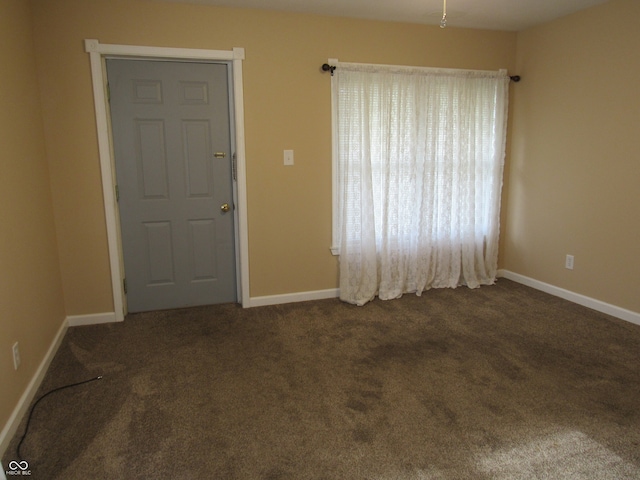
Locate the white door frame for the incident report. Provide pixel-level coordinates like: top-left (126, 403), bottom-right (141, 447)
top-left (85, 39), bottom-right (250, 321)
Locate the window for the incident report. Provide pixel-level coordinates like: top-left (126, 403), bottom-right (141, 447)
top-left (330, 62), bottom-right (509, 306)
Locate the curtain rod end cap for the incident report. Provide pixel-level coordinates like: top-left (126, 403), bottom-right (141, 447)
top-left (322, 63), bottom-right (336, 75)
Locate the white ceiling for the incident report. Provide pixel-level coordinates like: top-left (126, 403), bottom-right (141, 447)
top-left (158, 0), bottom-right (610, 31)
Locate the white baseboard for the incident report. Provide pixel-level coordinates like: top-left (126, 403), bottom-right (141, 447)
top-left (498, 270), bottom-right (640, 326)
top-left (249, 288), bottom-right (340, 307)
top-left (0, 318), bottom-right (68, 458)
top-left (67, 311), bottom-right (119, 327)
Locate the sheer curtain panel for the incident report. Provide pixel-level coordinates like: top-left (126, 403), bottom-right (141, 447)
top-left (332, 63), bottom-right (510, 306)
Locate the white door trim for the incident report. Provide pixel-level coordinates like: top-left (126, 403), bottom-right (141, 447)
top-left (85, 39), bottom-right (250, 320)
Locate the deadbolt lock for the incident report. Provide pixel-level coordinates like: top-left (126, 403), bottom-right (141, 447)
top-left (214, 152), bottom-right (226, 158)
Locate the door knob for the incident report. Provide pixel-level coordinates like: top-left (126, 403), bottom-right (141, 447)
top-left (220, 203), bottom-right (230, 213)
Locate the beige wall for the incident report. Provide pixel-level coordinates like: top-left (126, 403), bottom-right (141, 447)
top-left (0, 0), bottom-right (66, 441)
top-left (29, 0), bottom-right (517, 308)
top-left (504, 0), bottom-right (640, 313)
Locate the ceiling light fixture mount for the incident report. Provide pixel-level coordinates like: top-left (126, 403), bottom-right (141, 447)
top-left (440, 0), bottom-right (447, 28)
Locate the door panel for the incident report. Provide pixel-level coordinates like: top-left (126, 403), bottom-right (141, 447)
top-left (136, 120), bottom-right (169, 199)
top-left (189, 219), bottom-right (217, 281)
top-left (107, 59), bottom-right (236, 312)
top-left (183, 120), bottom-right (213, 197)
top-left (144, 221), bottom-right (175, 284)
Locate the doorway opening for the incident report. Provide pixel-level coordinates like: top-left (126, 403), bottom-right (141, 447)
top-left (85, 40), bottom-right (250, 320)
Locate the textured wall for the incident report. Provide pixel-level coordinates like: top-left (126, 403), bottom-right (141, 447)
top-left (505, 0), bottom-right (640, 312)
top-left (0, 0), bottom-right (65, 445)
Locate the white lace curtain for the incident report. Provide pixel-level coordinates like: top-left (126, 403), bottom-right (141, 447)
top-left (332, 62), bottom-right (510, 306)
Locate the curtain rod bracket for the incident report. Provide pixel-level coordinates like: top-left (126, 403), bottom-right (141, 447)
top-left (510, 75), bottom-right (521, 82)
top-left (322, 63), bottom-right (336, 76)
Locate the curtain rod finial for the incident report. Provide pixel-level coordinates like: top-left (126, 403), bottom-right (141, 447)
top-left (322, 63), bottom-right (336, 76)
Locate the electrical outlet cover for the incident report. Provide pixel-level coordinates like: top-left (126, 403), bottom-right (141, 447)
top-left (565, 254), bottom-right (574, 270)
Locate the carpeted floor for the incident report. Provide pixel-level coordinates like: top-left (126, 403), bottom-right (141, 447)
top-left (4, 279), bottom-right (640, 479)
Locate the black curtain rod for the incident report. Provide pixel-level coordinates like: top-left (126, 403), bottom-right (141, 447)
top-left (322, 63), bottom-right (521, 82)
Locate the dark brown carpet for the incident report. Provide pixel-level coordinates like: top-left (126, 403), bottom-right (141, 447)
top-left (4, 279), bottom-right (640, 479)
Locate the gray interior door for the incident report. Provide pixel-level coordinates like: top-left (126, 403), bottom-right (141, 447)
top-left (107, 59), bottom-right (236, 312)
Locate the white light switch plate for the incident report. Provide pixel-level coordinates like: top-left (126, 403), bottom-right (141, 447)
top-left (284, 149), bottom-right (294, 166)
